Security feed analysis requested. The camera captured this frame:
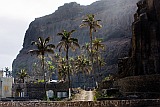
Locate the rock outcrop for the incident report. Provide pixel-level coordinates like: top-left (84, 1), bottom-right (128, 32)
top-left (12, 0), bottom-right (140, 84)
top-left (118, 0), bottom-right (160, 77)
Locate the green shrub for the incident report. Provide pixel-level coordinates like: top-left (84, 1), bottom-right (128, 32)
top-left (38, 79), bottom-right (44, 83)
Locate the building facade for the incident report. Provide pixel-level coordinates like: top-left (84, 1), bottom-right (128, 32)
top-left (0, 70), bottom-right (13, 98)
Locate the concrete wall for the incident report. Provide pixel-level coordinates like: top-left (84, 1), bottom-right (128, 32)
top-left (0, 99), bottom-right (160, 107)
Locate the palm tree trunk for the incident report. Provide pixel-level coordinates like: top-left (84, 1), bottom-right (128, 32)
top-left (42, 54), bottom-right (46, 98)
top-left (90, 28), bottom-right (95, 87)
top-left (23, 78), bottom-right (24, 83)
top-left (90, 28), bottom-right (93, 71)
top-left (96, 45), bottom-right (100, 73)
top-left (66, 46), bottom-right (71, 98)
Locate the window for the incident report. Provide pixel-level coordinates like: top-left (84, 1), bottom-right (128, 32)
top-left (57, 92), bottom-right (68, 98)
top-left (4, 86), bottom-right (9, 91)
top-left (62, 92), bottom-right (67, 97)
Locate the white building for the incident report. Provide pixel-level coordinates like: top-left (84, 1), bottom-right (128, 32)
top-left (0, 70), bottom-right (13, 98)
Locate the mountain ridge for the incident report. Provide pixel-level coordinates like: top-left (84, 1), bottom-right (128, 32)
top-left (12, 0), bottom-right (140, 83)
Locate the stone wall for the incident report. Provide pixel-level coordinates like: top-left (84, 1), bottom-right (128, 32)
top-left (0, 99), bottom-right (160, 107)
top-left (114, 74), bottom-right (160, 98)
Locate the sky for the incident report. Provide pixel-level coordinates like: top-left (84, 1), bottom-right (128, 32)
top-left (0, 0), bottom-right (98, 71)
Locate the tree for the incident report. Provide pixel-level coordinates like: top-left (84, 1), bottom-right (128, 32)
top-left (75, 55), bottom-right (91, 74)
top-left (69, 57), bottom-right (76, 78)
top-left (56, 30), bottom-right (80, 98)
top-left (46, 61), bottom-right (55, 80)
top-left (28, 37), bottom-right (55, 97)
top-left (17, 69), bottom-right (29, 83)
top-left (4, 67), bottom-right (12, 77)
top-left (98, 57), bottom-right (106, 73)
top-left (82, 43), bottom-right (90, 60)
top-left (80, 14), bottom-right (102, 75)
top-left (75, 55), bottom-right (92, 87)
top-left (93, 38), bottom-right (104, 52)
top-left (29, 37), bottom-right (55, 79)
top-left (92, 38), bottom-right (105, 72)
top-left (57, 57), bottom-right (68, 81)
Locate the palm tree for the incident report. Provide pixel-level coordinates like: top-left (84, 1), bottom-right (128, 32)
top-left (4, 67), bottom-right (11, 77)
top-left (57, 57), bottom-right (68, 81)
top-left (17, 69), bottom-right (29, 83)
top-left (98, 57), bottom-right (106, 73)
top-left (92, 38), bottom-right (105, 72)
top-left (82, 43), bottom-right (90, 60)
top-left (80, 14), bottom-right (102, 75)
top-left (75, 55), bottom-right (92, 87)
top-left (29, 37), bottom-right (55, 80)
top-left (46, 61), bottom-right (55, 80)
top-left (93, 38), bottom-right (104, 52)
top-left (56, 30), bottom-right (80, 98)
top-left (69, 57), bottom-right (76, 77)
top-left (69, 57), bottom-right (76, 74)
top-left (75, 55), bottom-right (91, 74)
top-left (28, 36), bottom-right (55, 97)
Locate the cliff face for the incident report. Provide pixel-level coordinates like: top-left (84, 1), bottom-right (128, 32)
top-left (118, 0), bottom-right (160, 77)
top-left (12, 0), bottom-right (139, 79)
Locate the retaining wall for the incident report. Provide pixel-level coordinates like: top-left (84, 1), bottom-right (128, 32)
top-left (0, 99), bottom-right (160, 107)
top-left (113, 74), bottom-right (160, 98)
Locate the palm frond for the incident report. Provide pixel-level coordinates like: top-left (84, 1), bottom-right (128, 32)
top-left (28, 49), bottom-right (41, 55)
top-left (73, 42), bottom-right (80, 49)
top-left (45, 49), bottom-right (54, 54)
top-left (31, 41), bottom-right (36, 45)
top-left (70, 38), bottom-right (78, 42)
top-left (69, 30), bottom-right (76, 35)
top-left (46, 44), bottom-right (55, 49)
top-left (56, 41), bottom-right (64, 49)
top-left (44, 37), bottom-right (50, 45)
top-left (57, 32), bottom-right (64, 36)
top-left (38, 37), bottom-right (43, 45)
top-left (79, 23), bottom-right (88, 28)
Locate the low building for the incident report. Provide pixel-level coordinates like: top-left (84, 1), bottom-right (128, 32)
top-left (0, 70), bottom-right (14, 98)
top-left (12, 79), bottom-right (69, 100)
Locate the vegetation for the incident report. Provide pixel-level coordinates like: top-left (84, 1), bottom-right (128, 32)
top-left (82, 43), bottom-right (90, 60)
top-left (57, 57), bottom-right (68, 81)
top-left (56, 29), bottom-right (80, 97)
top-left (92, 38), bottom-right (105, 72)
top-left (29, 37), bottom-right (55, 77)
top-left (80, 14), bottom-right (102, 74)
top-left (25, 14), bottom-right (106, 100)
top-left (4, 67), bottom-right (12, 77)
top-left (74, 55), bottom-right (92, 87)
top-left (17, 69), bottom-right (29, 83)
top-left (29, 36), bottom-right (55, 97)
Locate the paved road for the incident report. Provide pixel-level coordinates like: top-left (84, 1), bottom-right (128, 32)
top-left (72, 90), bottom-right (94, 101)
top-left (85, 90), bottom-right (94, 101)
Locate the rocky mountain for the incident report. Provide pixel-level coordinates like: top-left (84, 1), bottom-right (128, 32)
top-left (12, 0), bottom-right (140, 82)
top-left (118, 0), bottom-right (160, 77)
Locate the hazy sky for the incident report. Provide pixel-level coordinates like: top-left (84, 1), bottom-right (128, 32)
top-left (0, 0), bottom-right (98, 70)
